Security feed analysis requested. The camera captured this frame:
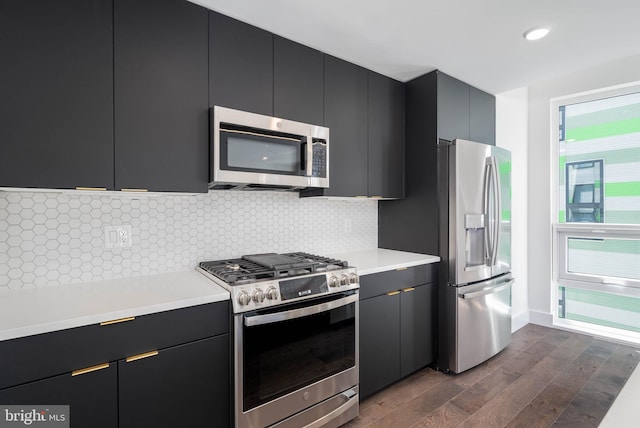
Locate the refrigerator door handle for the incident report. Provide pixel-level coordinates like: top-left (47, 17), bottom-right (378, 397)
top-left (483, 160), bottom-right (493, 264)
top-left (490, 156), bottom-right (501, 266)
top-left (458, 278), bottom-right (514, 299)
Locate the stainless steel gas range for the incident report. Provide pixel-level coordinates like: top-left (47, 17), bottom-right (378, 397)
top-left (197, 252), bottom-right (359, 428)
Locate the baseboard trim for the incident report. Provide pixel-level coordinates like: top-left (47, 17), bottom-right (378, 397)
top-left (512, 310), bottom-right (530, 332)
top-left (528, 310), bottom-right (553, 327)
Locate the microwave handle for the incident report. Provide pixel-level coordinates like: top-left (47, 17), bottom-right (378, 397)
top-left (305, 136), bottom-right (314, 174)
top-left (300, 139), bottom-right (308, 172)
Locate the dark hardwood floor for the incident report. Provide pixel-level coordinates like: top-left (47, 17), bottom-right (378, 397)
top-left (346, 324), bottom-right (640, 427)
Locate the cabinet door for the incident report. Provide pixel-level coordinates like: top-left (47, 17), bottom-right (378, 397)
top-left (323, 56), bottom-right (368, 197)
top-left (359, 293), bottom-right (400, 398)
top-left (273, 36), bottom-right (324, 125)
top-left (209, 12), bottom-right (273, 116)
top-left (0, 0), bottom-right (114, 189)
top-left (400, 283), bottom-right (436, 377)
top-left (470, 86), bottom-right (496, 146)
top-left (0, 364), bottom-right (117, 428)
top-left (114, 0), bottom-right (208, 192)
top-left (119, 335), bottom-right (230, 428)
top-left (368, 72), bottom-right (405, 199)
top-left (437, 72), bottom-right (470, 142)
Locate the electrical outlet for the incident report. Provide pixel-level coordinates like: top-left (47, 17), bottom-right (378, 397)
top-left (104, 225), bottom-right (132, 249)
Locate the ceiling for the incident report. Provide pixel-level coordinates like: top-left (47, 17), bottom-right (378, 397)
top-left (190, 0), bottom-right (640, 95)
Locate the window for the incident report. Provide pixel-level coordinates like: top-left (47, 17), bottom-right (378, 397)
top-left (552, 84), bottom-right (640, 343)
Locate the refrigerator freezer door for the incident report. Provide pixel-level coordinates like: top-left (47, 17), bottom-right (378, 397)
top-left (449, 139), bottom-right (511, 285)
top-left (450, 274), bottom-right (513, 373)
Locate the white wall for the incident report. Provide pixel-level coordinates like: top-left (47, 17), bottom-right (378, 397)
top-left (527, 54), bottom-right (640, 326)
top-left (496, 87), bottom-right (529, 331)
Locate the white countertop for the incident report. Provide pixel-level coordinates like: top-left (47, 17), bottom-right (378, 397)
top-left (0, 249), bottom-right (438, 342)
top-left (328, 248), bottom-right (439, 275)
top-left (0, 271), bottom-right (229, 342)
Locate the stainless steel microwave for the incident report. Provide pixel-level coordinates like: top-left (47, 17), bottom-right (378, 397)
top-left (210, 106), bottom-right (329, 190)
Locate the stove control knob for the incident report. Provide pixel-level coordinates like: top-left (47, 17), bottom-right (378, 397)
top-left (349, 273), bottom-right (359, 284)
top-left (328, 275), bottom-right (339, 288)
top-left (237, 291), bottom-right (251, 306)
top-left (340, 274), bottom-right (349, 286)
top-left (253, 288), bottom-right (265, 303)
top-left (266, 286), bottom-right (279, 300)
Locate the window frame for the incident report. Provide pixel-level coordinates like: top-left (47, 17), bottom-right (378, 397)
top-left (550, 81), bottom-right (640, 342)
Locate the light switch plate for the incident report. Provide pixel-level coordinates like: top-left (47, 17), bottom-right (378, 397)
top-left (104, 225), bottom-right (132, 249)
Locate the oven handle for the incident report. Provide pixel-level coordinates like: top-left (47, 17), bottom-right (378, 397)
top-left (243, 293), bottom-right (358, 327)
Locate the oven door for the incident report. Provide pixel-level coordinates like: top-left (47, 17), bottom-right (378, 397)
top-left (235, 291), bottom-right (359, 428)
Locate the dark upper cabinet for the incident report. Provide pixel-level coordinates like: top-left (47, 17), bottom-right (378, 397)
top-left (437, 72), bottom-right (470, 142)
top-left (114, 0), bottom-right (209, 192)
top-left (470, 86), bottom-right (496, 145)
top-left (321, 56), bottom-right (368, 197)
top-left (273, 36), bottom-right (324, 125)
top-left (0, 364), bottom-right (118, 428)
top-left (379, 70), bottom-right (495, 256)
top-left (0, 0), bottom-right (114, 189)
top-left (209, 11), bottom-right (273, 116)
top-left (368, 72), bottom-right (405, 199)
top-left (119, 336), bottom-right (230, 428)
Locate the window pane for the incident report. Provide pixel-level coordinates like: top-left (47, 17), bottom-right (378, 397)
top-left (558, 92), bottom-right (640, 224)
top-left (559, 285), bottom-right (640, 333)
top-left (567, 237), bottom-right (640, 280)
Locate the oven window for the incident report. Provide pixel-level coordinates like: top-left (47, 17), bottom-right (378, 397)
top-left (242, 302), bottom-right (356, 411)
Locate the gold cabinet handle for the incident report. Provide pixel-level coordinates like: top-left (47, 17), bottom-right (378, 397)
top-left (402, 287), bottom-right (415, 292)
top-left (75, 187), bottom-right (107, 191)
top-left (120, 188), bottom-right (148, 192)
top-left (396, 267), bottom-right (408, 271)
top-left (126, 350), bottom-right (159, 363)
top-left (387, 291), bottom-right (401, 296)
top-left (100, 316), bottom-right (135, 326)
top-left (72, 362), bottom-right (110, 377)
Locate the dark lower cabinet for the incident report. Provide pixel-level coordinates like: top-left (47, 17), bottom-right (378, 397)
top-left (0, 364), bottom-right (117, 428)
top-left (0, 0), bottom-right (114, 189)
top-left (119, 336), bottom-right (229, 428)
top-left (400, 283), bottom-right (436, 377)
top-left (359, 264), bottom-right (437, 399)
top-left (114, 0), bottom-right (209, 192)
top-left (359, 292), bottom-right (400, 398)
top-left (0, 302), bottom-right (230, 427)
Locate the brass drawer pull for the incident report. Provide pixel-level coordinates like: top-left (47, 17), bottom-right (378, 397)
top-left (100, 316), bottom-right (135, 326)
top-left (120, 188), bottom-right (148, 192)
top-left (396, 267), bottom-right (408, 271)
top-left (126, 350), bottom-right (159, 363)
top-left (387, 291), bottom-right (401, 296)
top-left (72, 362), bottom-right (110, 377)
top-left (75, 187), bottom-right (107, 191)
top-left (402, 287), bottom-right (416, 292)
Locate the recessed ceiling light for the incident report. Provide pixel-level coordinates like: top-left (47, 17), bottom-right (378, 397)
top-left (523, 27), bottom-right (550, 41)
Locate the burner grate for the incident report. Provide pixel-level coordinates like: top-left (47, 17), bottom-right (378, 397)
top-left (199, 252), bottom-right (349, 285)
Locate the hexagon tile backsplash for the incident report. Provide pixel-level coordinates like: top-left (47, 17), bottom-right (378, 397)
top-left (0, 190), bottom-right (378, 290)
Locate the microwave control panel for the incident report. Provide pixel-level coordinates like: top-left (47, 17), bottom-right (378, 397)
top-left (312, 140), bottom-right (327, 178)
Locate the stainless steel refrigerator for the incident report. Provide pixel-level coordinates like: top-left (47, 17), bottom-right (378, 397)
top-left (438, 138), bottom-right (513, 374)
